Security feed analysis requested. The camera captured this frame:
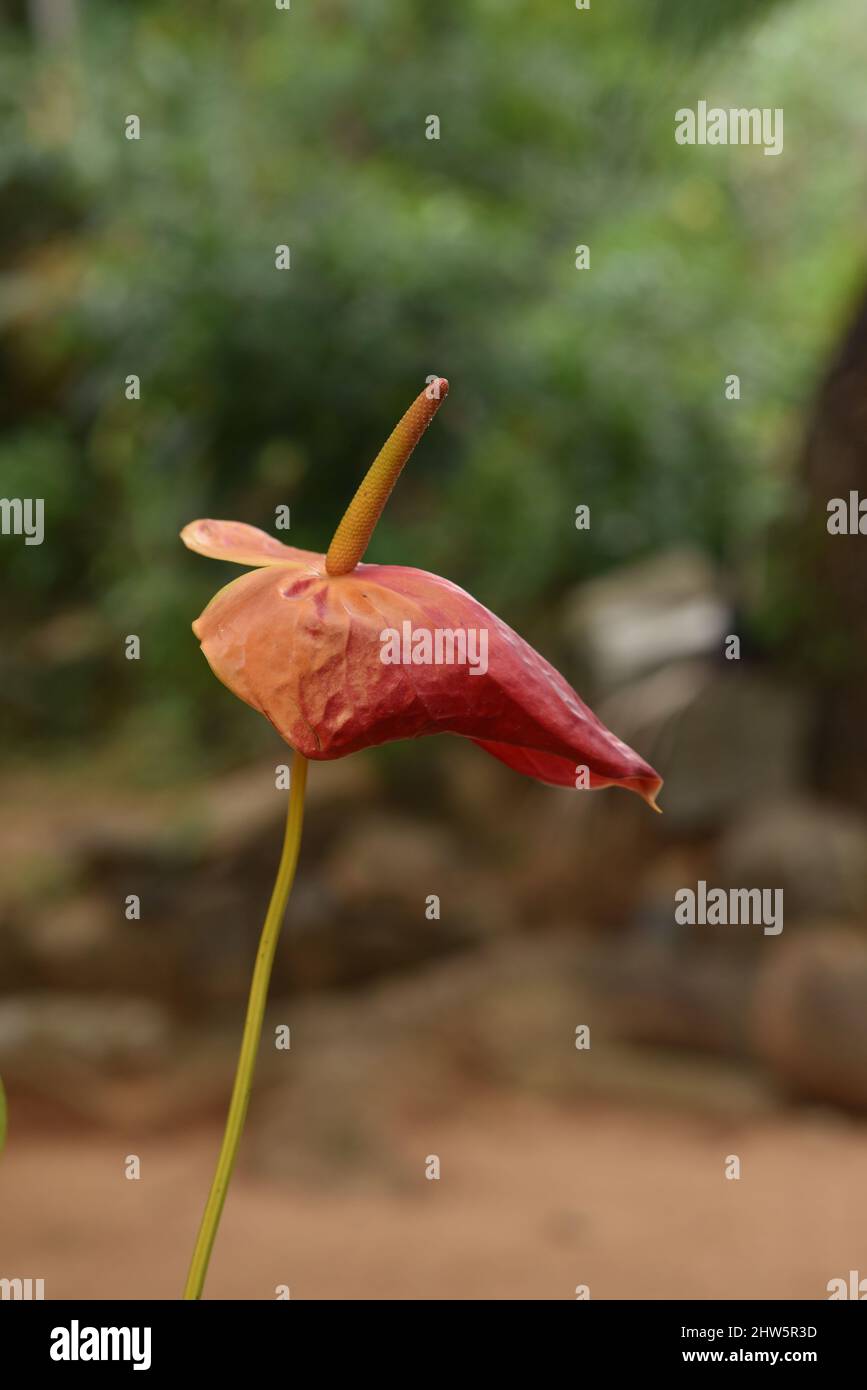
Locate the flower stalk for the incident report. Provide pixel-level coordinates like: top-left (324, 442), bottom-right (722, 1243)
top-left (183, 749), bottom-right (309, 1300)
top-left (180, 374), bottom-right (663, 1296)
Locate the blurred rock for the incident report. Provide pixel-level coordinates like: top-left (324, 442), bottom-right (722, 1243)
top-left (247, 933), bottom-right (773, 1187)
top-left (585, 937), bottom-right (755, 1057)
top-left (248, 935), bottom-right (593, 1185)
top-left (600, 664), bottom-right (809, 831)
top-left (718, 797), bottom-right (867, 923)
top-left (514, 780), bottom-right (663, 927)
top-left (27, 892), bottom-right (115, 962)
top-left (439, 735), bottom-right (525, 829)
top-left (752, 928), bottom-right (867, 1110)
top-left (0, 994), bottom-right (247, 1130)
top-left (279, 812), bottom-right (514, 993)
top-left (205, 756), bottom-right (379, 859)
top-left (564, 549), bottom-right (730, 695)
top-left (325, 813), bottom-right (457, 906)
top-left (0, 994), bottom-right (171, 1075)
top-left (629, 840), bottom-right (719, 942)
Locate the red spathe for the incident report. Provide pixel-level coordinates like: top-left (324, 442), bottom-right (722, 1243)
top-left (183, 519), bottom-right (662, 806)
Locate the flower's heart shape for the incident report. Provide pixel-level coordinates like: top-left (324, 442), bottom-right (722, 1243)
top-left (182, 517), bottom-right (662, 805)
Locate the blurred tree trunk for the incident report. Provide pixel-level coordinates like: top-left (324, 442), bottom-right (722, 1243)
top-left (797, 284), bottom-right (867, 809)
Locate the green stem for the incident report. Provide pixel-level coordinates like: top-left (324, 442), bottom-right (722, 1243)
top-left (183, 749), bottom-right (309, 1300)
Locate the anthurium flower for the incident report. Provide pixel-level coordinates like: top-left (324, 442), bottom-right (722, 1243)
top-left (181, 378), bottom-right (663, 1302)
top-left (182, 379), bottom-right (661, 806)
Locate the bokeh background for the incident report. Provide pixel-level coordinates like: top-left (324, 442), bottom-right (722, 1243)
top-left (2, 0), bottom-right (867, 1299)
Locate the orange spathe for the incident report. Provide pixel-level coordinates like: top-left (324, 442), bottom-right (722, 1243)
top-left (181, 380), bottom-right (662, 806)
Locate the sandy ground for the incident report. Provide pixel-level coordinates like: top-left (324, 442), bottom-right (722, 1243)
top-left (3, 1096), bottom-right (867, 1301)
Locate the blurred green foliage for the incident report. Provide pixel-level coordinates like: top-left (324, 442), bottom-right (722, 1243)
top-left (1, 0), bottom-right (865, 776)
